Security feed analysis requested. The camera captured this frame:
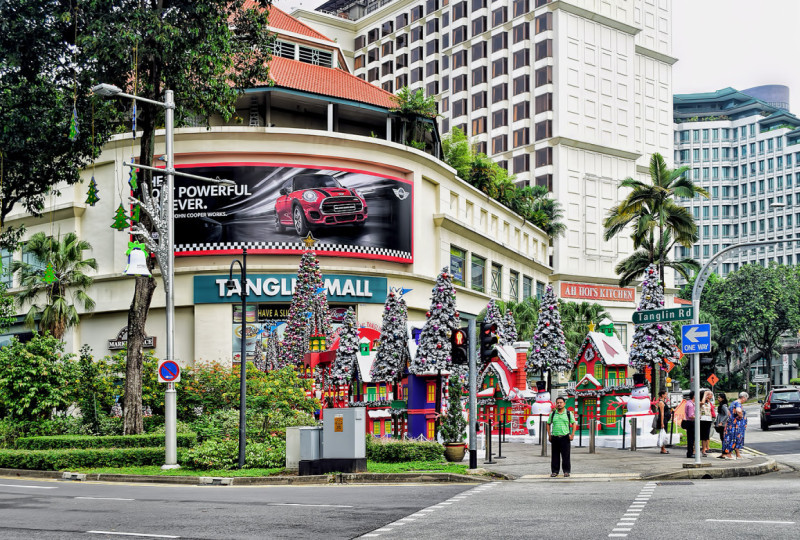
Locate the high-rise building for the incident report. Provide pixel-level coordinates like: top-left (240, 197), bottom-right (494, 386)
top-left (295, 0), bottom-right (676, 334)
top-left (672, 85), bottom-right (800, 285)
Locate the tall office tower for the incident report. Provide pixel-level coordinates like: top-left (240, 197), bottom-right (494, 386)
top-left (672, 85), bottom-right (800, 286)
top-left (295, 0), bottom-right (675, 331)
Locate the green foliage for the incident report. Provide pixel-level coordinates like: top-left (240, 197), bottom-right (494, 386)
top-left (440, 377), bottom-right (467, 443)
top-left (73, 346), bottom-right (116, 433)
top-left (392, 87), bottom-right (438, 150)
top-left (15, 433), bottom-right (196, 450)
top-left (0, 283), bottom-right (16, 333)
top-left (182, 436), bottom-right (285, 470)
top-left (0, 447), bottom-right (169, 470)
top-left (190, 408), bottom-right (266, 443)
top-left (0, 333), bottom-right (77, 421)
top-left (366, 436), bottom-right (444, 463)
top-left (441, 126), bottom-right (473, 181)
top-left (790, 378), bottom-right (800, 385)
top-left (10, 232), bottom-right (97, 339)
top-left (366, 461), bottom-right (467, 474)
top-left (559, 301), bottom-right (612, 359)
top-left (107, 350), bottom-right (164, 416)
top-left (0, 417), bottom-right (84, 449)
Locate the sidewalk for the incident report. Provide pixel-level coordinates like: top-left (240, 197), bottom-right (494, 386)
top-left (477, 441), bottom-right (777, 481)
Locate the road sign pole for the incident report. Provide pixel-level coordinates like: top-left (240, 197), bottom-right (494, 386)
top-left (164, 382), bottom-right (177, 466)
top-left (692, 299), bottom-right (701, 465)
top-left (468, 318), bottom-right (477, 470)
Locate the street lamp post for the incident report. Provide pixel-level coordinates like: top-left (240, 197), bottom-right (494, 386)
top-left (226, 249), bottom-right (248, 469)
top-left (92, 83), bottom-right (233, 469)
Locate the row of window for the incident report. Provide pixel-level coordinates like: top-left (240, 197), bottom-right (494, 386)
top-left (676, 124), bottom-right (799, 144)
top-left (448, 245), bottom-right (544, 301)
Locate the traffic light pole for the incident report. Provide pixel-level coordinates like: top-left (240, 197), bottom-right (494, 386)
top-left (468, 318), bottom-right (477, 470)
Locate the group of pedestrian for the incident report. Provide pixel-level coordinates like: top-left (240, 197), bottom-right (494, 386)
top-left (682, 390), bottom-right (749, 458)
top-left (719, 392), bottom-right (749, 460)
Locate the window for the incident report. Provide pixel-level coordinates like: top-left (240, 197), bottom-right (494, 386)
top-left (491, 7), bottom-right (507, 26)
top-left (425, 60), bottom-right (438, 76)
top-left (452, 98), bottom-right (466, 117)
top-left (536, 281), bottom-right (545, 300)
top-left (513, 22), bottom-right (529, 43)
top-left (426, 0), bottom-right (439, 15)
top-left (367, 67), bottom-right (379, 82)
top-left (472, 0), bottom-right (486, 8)
top-left (410, 67), bottom-right (423, 83)
top-left (450, 246), bottom-right (466, 286)
top-left (396, 34), bottom-right (407, 49)
top-left (425, 81), bottom-right (438, 96)
top-left (492, 32), bottom-right (508, 52)
top-left (513, 75), bottom-right (529, 95)
top-left (513, 128), bottom-right (529, 147)
top-left (355, 35), bottom-right (366, 49)
top-left (472, 91), bottom-right (486, 110)
top-left (534, 39), bottom-right (552, 60)
top-left (513, 154), bottom-right (530, 173)
top-left (492, 108), bottom-right (508, 127)
top-left (472, 16), bottom-right (486, 36)
top-left (492, 82), bottom-right (508, 102)
top-left (396, 13), bottom-right (409, 29)
top-left (535, 174), bottom-right (553, 190)
top-left (535, 120), bottom-right (552, 140)
top-left (513, 101), bottom-right (530, 121)
top-left (368, 28), bottom-right (380, 43)
top-left (535, 12), bottom-right (552, 33)
top-left (426, 39), bottom-right (439, 55)
top-left (522, 275), bottom-right (532, 299)
top-left (577, 363), bottom-right (587, 381)
top-left (427, 382), bottom-right (436, 403)
top-left (471, 41), bottom-right (487, 60)
top-left (490, 263), bottom-right (502, 297)
top-left (354, 55), bottom-right (365, 70)
top-left (492, 57), bottom-right (507, 77)
top-left (471, 255), bottom-right (486, 292)
top-left (535, 93), bottom-right (552, 113)
top-left (606, 404), bottom-right (617, 426)
top-left (382, 61), bottom-right (393, 76)
top-left (535, 66), bottom-right (552, 87)
top-left (492, 134), bottom-right (507, 153)
top-left (382, 81), bottom-right (394, 93)
top-left (395, 74), bottom-right (408, 88)
top-left (0, 249), bottom-right (12, 287)
top-left (452, 74), bottom-right (466, 93)
top-left (452, 0), bottom-right (467, 19)
top-left (453, 50), bottom-right (467, 68)
top-left (426, 419), bottom-right (435, 440)
top-left (452, 25), bottom-right (467, 44)
top-left (472, 65), bottom-right (487, 85)
top-left (594, 361), bottom-right (603, 381)
top-left (513, 0), bottom-right (529, 17)
top-left (382, 20), bottom-right (394, 36)
top-left (535, 147), bottom-right (552, 167)
top-left (472, 116), bottom-right (486, 134)
top-left (411, 26), bottom-right (423, 42)
top-left (513, 49), bottom-right (529, 69)
top-left (509, 270), bottom-right (519, 299)
top-left (411, 5), bottom-right (424, 21)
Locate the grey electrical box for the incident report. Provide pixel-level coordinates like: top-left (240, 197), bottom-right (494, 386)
top-left (322, 407), bottom-right (365, 459)
top-left (285, 427), bottom-right (301, 470)
top-left (299, 426), bottom-right (322, 461)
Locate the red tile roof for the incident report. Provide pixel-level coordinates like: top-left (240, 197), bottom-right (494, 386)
top-left (267, 56), bottom-right (397, 109)
top-left (243, 2), bottom-right (334, 42)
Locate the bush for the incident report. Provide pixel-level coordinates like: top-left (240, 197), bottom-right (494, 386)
top-left (147, 419), bottom-right (195, 436)
top-left (190, 409), bottom-right (266, 443)
top-left (366, 437), bottom-right (444, 463)
top-left (0, 417), bottom-right (85, 449)
top-left (182, 436), bottom-right (285, 470)
top-left (790, 378), bottom-right (800, 385)
top-left (15, 433), bottom-right (196, 450)
top-left (0, 447), bottom-right (170, 470)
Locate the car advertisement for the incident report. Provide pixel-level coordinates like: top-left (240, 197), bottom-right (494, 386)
top-left (161, 163), bottom-right (413, 263)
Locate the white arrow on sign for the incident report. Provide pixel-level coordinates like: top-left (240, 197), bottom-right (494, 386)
top-left (685, 326), bottom-right (709, 343)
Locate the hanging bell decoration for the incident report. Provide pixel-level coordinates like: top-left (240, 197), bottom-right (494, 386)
top-left (124, 241), bottom-right (151, 276)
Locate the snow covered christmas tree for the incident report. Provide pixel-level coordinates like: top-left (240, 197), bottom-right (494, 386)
top-left (264, 328), bottom-right (282, 371)
top-left (329, 308), bottom-right (359, 387)
top-left (484, 299), bottom-right (507, 344)
top-left (526, 285), bottom-right (571, 374)
top-left (410, 268), bottom-right (461, 374)
top-left (282, 250), bottom-right (330, 366)
top-left (371, 290), bottom-right (409, 383)
top-left (629, 263), bottom-right (680, 373)
top-left (503, 309), bottom-right (518, 344)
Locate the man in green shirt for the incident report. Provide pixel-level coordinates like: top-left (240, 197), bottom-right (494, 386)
top-left (546, 396), bottom-right (577, 478)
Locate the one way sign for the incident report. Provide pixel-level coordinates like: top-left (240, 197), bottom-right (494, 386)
top-left (681, 323), bottom-right (712, 354)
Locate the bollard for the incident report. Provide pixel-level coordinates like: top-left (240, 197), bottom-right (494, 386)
top-left (496, 419), bottom-right (505, 459)
top-left (484, 419), bottom-right (496, 464)
top-left (589, 417), bottom-right (596, 454)
top-left (669, 418), bottom-right (674, 446)
top-left (621, 415), bottom-right (627, 450)
top-left (579, 414), bottom-right (583, 447)
top-left (630, 417), bottom-right (637, 452)
top-left (540, 418), bottom-right (548, 457)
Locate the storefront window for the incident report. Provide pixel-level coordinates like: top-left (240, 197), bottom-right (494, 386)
top-left (471, 255), bottom-right (485, 292)
top-left (450, 246), bottom-right (466, 286)
top-left (490, 263), bottom-right (502, 297)
top-left (614, 323), bottom-right (628, 350)
top-left (536, 280), bottom-right (545, 300)
top-left (522, 275), bottom-right (532, 299)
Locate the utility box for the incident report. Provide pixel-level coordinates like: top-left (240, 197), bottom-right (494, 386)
top-left (299, 426), bottom-right (322, 461)
top-left (285, 427), bottom-right (301, 470)
top-left (322, 407), bottom-right (365, 459)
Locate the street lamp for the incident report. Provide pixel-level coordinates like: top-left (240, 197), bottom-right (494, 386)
top-left (92, 83), bottom-right (234, 469)
top-left (226, 249), bottom-right (248, 469)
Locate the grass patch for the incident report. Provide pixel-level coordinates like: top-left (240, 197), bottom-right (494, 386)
top-left (673, 426), bottom-right (722, 449)
top-left (72, 465), bottom-right (286, 477)
top-left (366, 460), bottom-right (468, 474)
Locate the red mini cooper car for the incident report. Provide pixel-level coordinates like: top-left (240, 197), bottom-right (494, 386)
top-left (274, 174), bottom-right (368, 236)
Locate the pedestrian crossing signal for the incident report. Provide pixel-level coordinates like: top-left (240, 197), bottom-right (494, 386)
top-left (450, 328), bottom-right (468, 365)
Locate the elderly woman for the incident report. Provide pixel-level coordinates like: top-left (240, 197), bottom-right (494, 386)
top-left (722, 392), bottom-right (749, 460)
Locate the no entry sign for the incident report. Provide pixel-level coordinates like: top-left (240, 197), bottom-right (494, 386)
top-left (158, 360), bottom-right (181, 383)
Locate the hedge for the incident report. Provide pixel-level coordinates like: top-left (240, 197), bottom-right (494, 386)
top-left (15, 433), bottom-right (197, 450)
top-left (0, 447), bottom-right (177, 470)
top-left (366, 437), bottom-right (444, 463)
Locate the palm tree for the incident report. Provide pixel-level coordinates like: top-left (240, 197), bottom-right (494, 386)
top-left (11, 231), bottom-right (97, 339)
top-left (613, 229), bottom-right (701, 287)
top-left (559, 301), bottom-right (611, 358)
top-left (603, 152), bottom-right (708, 285)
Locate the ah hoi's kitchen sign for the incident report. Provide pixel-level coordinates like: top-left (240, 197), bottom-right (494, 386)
top-left (193, 274), bottom-right (387, 304)
top-left (560, 282), bottom-right (635, 303)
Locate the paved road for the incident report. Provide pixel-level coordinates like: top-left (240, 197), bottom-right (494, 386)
top-left (742, 403), bottom-right (800, 470)
top-left (0, 479), bottom-right (471, 539)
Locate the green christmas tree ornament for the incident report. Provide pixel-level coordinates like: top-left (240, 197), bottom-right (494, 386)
top-left (85, 176), bottom-right (100, 206)
top-left (42, 262), bottom-right (57, 284)
top-left (128, 161), bottom-right (138, 191)
top-left (130, 204), bottom-right (141, 223)
top-left (111, 204), bottom-right (129, 230)
top-left (68, 106), bottom-right (79, 142)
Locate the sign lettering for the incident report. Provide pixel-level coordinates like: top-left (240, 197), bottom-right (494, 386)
top-left (194, 274), bottom-right (387, 304)
top-left (560, 282), bottom-right (635, 303)
top-left (632, 307), bottom-right (694, 324)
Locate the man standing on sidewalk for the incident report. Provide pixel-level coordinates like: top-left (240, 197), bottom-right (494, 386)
top-left (683, 390), bottom-right (696, 459)
top-left (547, 396), bottom-right (577, 478)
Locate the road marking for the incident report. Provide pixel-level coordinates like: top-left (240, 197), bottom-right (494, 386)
top-left (87, 532), bottom-right (179, 539)
top-left (268, 503), bottom-right (353, 508)
top-left (76, 497), bottom-right (135, 501)
top-left (705, 519), bottom-right (795, 525)
top-left (0, 483), bottom-right (57, 489)
top-left (374, 529), bottom-right (392, 532)
top-left (608, 484), bottom-right (656, 538)
top-left (608, 534), bottom-right (628, 538)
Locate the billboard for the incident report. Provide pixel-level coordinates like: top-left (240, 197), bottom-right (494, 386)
top-left (158, 163), bottom-right (413, 262)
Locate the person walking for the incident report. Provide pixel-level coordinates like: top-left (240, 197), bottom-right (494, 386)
top-left (715, 394), bottom-right (730, 459)
top-left (547, 397), bottom-right (577, 478)
top-left (656, 390), bottom-right (672, 454)
top-left (683, 390), bottom-right (696, 458)
top-left (699, 390), bottom-right (716, 457)
top-left (723, 392), bottom-right (749, 460)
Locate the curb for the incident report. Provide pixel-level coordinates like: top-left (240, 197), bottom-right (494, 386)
top-left (642, 458), bottom-right (778, 481)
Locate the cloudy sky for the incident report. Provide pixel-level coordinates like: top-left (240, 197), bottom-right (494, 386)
top-left (275, 0), bottom-right (800, 110)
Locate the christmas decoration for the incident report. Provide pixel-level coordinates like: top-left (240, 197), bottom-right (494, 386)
top-left (130, 204), bottom-right (141, 223)
top-left (530, 380), bottom-right (553, 417)
top-left (484, 299), bottom-right (507, 346)
top-left (282, 250), bottom-right (332, 366)
top-left (128, 160), bottom-right (138, 190)
top-left (371, 291), bottom-right (410, 383)
top-left (68, 105), bottom-right (79, 142)
top-left (526, 285), bottom-right (571, 374)
top-left (111, 204), bottom-right (129, 231)
top-left (85, 176), bottom-right (100, 206)
top-left (41, 262), bottom-right (57, 284)
top-left (439, 376), bottom-right (466, 444)
top-left (503, 309), bottom-right (518, 344)
top-left (329, 308), bottom-right (359, 386)
top-left (628, 263), bottom-right (679, 373)
top-left (411, 268), bottom-right (460, 374)
top-left (625, 373), bottom-right (652, 415)
top-left (264, 327), bottom-right (283, 371)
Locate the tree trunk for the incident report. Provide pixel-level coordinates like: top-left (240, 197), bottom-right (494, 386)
top-left (123, 274), bottom-right (157, 435)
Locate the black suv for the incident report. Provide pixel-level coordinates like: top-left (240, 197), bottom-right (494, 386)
top-left (759, 387), bottom-right (800, 430)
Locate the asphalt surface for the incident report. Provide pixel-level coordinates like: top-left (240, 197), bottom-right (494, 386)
top-left (742, 403), bottom-right (800, 470)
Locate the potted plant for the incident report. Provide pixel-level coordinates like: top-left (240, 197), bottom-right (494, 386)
top-left (440, 376), bottom-right (467, 462)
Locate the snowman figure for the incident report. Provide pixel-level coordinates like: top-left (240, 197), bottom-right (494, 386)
top-left (530, 380), bottom-right (554, 417)
top-left (625, 373), bottom-right (653, 416)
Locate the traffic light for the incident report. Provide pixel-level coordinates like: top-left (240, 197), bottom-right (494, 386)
top-left (480, 322), bottom-right (499, 364)
top-left (450, 327), bottom-right (469, 365)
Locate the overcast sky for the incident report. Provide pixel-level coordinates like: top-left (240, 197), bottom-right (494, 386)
top-left (275, 0), bottom-right (800, 110)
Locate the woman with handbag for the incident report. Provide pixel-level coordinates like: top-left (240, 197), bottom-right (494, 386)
top-left (715, 394), bottom-right (730, 458)
top-left (722, 392), bottom-right (749, 460)
top-left (699, 390), bottom-right (716, 457)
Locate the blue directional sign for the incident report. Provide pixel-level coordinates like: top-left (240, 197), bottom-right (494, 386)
top-left (681, 323), bottom-right (712, 354)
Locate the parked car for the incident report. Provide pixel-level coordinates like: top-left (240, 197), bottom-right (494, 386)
top-left (759, 387), bottom-right (800, 430)
top-left (274, 174), bottom-right (367, 236)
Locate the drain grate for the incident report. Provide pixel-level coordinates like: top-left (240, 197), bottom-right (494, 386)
top-left (656, 481), bottom-right (694, 485)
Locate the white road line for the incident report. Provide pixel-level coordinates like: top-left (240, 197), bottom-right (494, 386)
top-left (608, 534), bottom-right (628, 538)
top-left (374, 528), bottom-right (392, 532)
top-left (0, 483), bottom-right (57, 489)
top-left (613, 528), bottom-right (632, 532)
top-left (269, 503), bottom-right (353, 508)
top-left (87, 532), bottom-right (179, 539)
top-left (705, 519), bottom-right (795, 524)
top-left (76, 497), bottom-right (135, 501)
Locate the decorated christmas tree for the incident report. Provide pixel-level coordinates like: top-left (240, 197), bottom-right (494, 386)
top-left (85, 177), bottom-right (100, 206)
top-left (484, 299), bottom-right (507, 344)
top-left (411, 268), bottom-right (460, 374)
top-left (282, 250), bottom-right (330, 366)
top-left (329, 308), bottom-right (359, 387)
top-left (111, 204), bottom-right (129, 231)
top-left (629, 263), bottom-right (680, 374)
top-left (503, 309), bottom-right (518, 344)
top-left (526, 285), bottom-right (571, 374)
top-left (371, 290), bottom-right (410, 383)
top-left (42, 262), bottom-right (57, 284)
top-left (264, 328), bottom-right (283, 371)
top-left (439, 375), bottom-right (467, 444)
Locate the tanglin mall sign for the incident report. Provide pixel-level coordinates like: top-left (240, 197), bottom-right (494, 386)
top-left (193, 274), bottom-right (387, 304)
